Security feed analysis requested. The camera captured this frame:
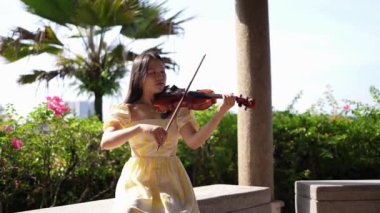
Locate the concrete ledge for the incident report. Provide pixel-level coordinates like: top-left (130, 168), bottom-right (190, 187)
top-left (297, 195), bottom-right (380, 213)
top-left (195, 184), bottom-right (271, 213)
top-left (18, 184), bottom-right (274, 213)
top-left (17, 199), bottom-right (114, 213)
top-left (295, 180), bottom-right (380, 213)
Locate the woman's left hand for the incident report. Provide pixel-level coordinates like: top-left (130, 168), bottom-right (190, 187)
top-left (219, 93), bottom-right (235, 113)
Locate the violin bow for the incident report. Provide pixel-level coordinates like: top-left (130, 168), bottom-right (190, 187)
top-left (157, 54), bottom-right (206, 150)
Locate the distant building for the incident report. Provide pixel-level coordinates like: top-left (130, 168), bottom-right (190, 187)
top-left (66, 101), bottom-right (95, 118)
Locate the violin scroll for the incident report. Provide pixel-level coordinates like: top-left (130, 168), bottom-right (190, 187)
top-left (236, 94), bottom-right (255, 110)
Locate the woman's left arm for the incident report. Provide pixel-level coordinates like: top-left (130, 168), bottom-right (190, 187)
top-left (180, 94), bottom-right (235, 149)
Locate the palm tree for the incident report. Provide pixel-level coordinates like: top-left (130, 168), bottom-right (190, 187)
top-left (0, 0), bottom-right (187, 120)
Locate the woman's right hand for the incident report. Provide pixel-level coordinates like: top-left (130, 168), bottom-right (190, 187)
top-left (140, 124), bottom-right (168, 146)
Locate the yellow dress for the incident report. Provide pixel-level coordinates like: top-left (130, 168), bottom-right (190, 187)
top-left (103, 104), bottom-right (200, 213)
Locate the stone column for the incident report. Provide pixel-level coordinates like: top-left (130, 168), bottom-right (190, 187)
top-left (235, 0), bottom-right (274, 199)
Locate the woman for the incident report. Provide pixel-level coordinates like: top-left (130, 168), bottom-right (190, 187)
top-left (101, 50), bottom-right (235, 212)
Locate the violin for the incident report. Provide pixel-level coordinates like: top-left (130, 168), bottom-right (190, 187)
top-left (156, 55), bottom-right (254, 150)
top-left (153, 85), bottom-right (255, 113)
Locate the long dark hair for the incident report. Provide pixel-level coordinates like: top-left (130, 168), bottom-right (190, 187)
top-left (124, 50), bottom-right (164, 103)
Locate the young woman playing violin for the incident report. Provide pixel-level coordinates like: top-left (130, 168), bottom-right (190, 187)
top-left (100, 50), bottom-right (235, 213)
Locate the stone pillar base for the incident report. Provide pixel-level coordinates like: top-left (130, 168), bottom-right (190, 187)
top-left (271, 200), bottom-right (285, 213)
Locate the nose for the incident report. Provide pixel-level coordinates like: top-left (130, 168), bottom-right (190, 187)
top-left (156, 72), bottom-right (166, 80)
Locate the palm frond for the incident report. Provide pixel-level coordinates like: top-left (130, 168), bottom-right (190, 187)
top-left (21, 0), bottom-right (77, 26)
top-left (17, 70), bottom-right (47, 84)
top-left (0, 37), bottom-right (62, 62)
top-left (21, 0), bottom-right (142, 27)
top-left (14, 27), bottom-right (63, 45)
top-left (17, 67), bottom-right (75, 85)
top-left (120, 3), bottom-right (189, 39)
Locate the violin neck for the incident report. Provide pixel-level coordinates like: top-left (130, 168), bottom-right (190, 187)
top-left (188, 91), bottom-right (238, 100)
top-left (200, 93), bottom-right (223, 99)
top-left (215, 94), bottom-right (224, 99)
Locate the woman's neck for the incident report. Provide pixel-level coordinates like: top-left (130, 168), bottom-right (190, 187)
top-left (137, 92), bottom-right (154, 105)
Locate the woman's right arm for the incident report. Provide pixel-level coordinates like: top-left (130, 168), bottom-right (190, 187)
top-left (100, 124), bottom-right (168, 150)
top-left (100, 125), bottom-right (142, 150)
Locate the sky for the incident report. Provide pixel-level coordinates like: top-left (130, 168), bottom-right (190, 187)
top-left (1, 0), bottom-right (380, 119)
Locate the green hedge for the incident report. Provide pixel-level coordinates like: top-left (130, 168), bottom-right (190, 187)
top-left (2, 88), bottom-right (380, 213)
top-left (178, 106), bottom-right (238, 186)
top-left (0, 101), bottom-right (129, 212)
top-left (273, 86), bottom-right (380, 212)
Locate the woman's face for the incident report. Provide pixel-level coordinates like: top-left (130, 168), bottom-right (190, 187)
top-left (142, 58), bottom-right (166, 95)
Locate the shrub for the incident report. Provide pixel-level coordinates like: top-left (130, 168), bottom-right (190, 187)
top-left (177, 106), bottom-right (238, 186)
top-left (274, 87), bottom-right (380, 213)
top-left (0, 97), bottom-right (129, 212)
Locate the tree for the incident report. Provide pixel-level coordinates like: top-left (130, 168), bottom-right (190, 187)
top-left (0, 0), bottom-right (188, 120)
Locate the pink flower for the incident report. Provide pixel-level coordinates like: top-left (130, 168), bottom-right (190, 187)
top-left (52, 96), bottom-right (62, 102)
top-left (46, 96), bottom-right (61, 101)
top-left (2, 124), bottom-right (13, 132)
top-left (46, 96), bottom-right (70, 116)
top-left (343, 104), bottom-right (350, 111)
top-left (11, 138), bottom-right (23, 150)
